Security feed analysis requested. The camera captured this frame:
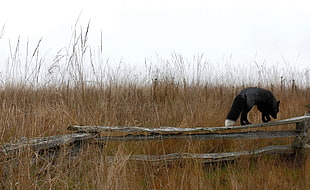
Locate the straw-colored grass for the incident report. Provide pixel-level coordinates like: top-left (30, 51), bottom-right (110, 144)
top-left (0, 25), bottom-right (310, 189)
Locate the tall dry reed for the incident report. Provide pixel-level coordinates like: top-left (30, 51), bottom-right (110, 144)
top-left (0, 24), bottom-right (310, 189)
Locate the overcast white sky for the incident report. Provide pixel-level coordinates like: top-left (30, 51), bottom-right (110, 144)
top-left (0, 0), bottom-right (310, 69)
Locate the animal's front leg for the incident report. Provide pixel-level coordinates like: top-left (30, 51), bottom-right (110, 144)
top-left (262, 113), bottom-right (271, 123)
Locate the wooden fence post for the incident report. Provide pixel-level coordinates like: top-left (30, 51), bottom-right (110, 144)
top-left (300, 112), bottom-right (310, 188)
top-left (293, 112), bottom-right (310, 148)
top-left (292, 112), bottom-right (310, 187)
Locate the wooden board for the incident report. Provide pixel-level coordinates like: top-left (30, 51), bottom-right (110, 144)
top-left (96, 130), bottom-right (299, 142)
top-left (68, 115), bottom-right (310, 134)
top-left (0, 133), bottom-right (93, 156)
top-left (122, 145), bottom-right (295, 163)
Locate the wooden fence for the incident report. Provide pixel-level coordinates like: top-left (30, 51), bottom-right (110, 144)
top-left (1, 114), bottom-right (310, 163)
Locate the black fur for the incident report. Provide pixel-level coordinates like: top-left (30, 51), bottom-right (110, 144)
top-left (226, 87), bottom-right (280, 125)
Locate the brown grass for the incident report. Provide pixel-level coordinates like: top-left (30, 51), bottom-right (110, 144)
top-left (0, 26), bottom-right (310, 189)
top-left (0, 79), bottom-right (309, 190)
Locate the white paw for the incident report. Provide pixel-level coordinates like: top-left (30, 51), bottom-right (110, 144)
top-left (225, 119), bottom-right (236, 126)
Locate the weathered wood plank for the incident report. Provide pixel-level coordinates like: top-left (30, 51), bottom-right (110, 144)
top-left (68, 115), bottom-right (310, 134)
top-left (293, 115), bottom-right (310, 148)
top-left (124, 145), bottom-right (295, 163)
top-left (0, 133), bottom-right (93, 156)
top-left (96, 130), bottom-right (299, 142)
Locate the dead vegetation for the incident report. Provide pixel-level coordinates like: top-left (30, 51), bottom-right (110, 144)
top-left (0, 25), bottom-right (310, 189)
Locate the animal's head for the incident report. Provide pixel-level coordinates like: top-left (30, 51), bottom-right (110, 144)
top-left (270, 100), bottom-right (280, 119)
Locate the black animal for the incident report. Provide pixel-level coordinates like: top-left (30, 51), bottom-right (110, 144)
top-left (225, 87), bottom-right (280, 126)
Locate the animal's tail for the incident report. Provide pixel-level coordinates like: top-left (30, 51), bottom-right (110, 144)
top-left (225, 94), bottom-right (246, 126)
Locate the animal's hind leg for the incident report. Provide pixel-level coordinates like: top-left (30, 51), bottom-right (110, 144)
top-left (240, 109), bottom-right (251, 125)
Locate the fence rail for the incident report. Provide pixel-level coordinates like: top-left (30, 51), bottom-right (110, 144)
top-left (1, 114), bottom-right (310, 163)
top-left (120, 145), bottom-right (296, 163)
top-left (0, 133), bottom-right (93, 157)
top-left (94, 130), bottom-right (299, 142)
top-left (67, 115), bottom-right (310, 134)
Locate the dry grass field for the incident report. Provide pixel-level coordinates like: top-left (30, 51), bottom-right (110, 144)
top-left (0, 28), bottom-right (310, 189)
